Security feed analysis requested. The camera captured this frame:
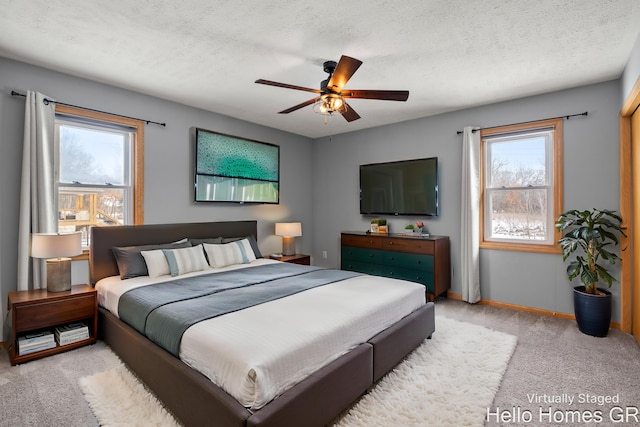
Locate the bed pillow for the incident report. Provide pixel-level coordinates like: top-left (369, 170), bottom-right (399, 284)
top-left (220, 235), bottom-right (263, 258)
top-left (204, 238), bottom-right (257, 268)
top-left (140, 249), bottom-right (172, 278)
top-left (189, 237), bottom-right (223, 245)
top-left (112, 241), bottom-right (191, 279)
top-left (162, 244), bottom-right (210, 277)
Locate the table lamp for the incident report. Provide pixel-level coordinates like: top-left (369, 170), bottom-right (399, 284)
top-left (275, 222), bottom-right (302, 256)
top-left (31, 232), bottom-right (82, 292)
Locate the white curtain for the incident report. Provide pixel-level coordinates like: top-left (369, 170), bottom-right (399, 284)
top-left (460, 126), bottom-right (481, 303)
top-left (17, 91), bottom-right (57, 291)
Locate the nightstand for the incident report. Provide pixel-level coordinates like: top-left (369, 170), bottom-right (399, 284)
top-left (269, 253), bottom-right (311, 265)
top-left (7, 284), bottom-right (97, 365)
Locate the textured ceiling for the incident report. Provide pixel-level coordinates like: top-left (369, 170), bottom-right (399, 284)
top-left (1, 1), bottom-right (639, 138)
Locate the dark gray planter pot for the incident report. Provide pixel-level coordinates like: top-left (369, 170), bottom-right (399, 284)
top-left (573, 286), bottom-right (612, 337)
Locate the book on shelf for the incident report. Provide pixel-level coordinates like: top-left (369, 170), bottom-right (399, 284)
top-left (55, 322), bottom-right (88, 335)
top-left (55, 322), bottom-right (90, 345)
top-left (18, 330), bottom-right (54, 346)
top-left (18, 339), bottom-right (57, 355)
top-left (56, 333), bottom-right (89, 346)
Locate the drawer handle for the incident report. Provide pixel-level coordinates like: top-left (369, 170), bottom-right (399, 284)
top-left (417, 260), bottom-right (421, 264)
top-left (390, 257), bottom-right (395, 260)
top-left (369, 254), bottom-right (374, 257)
top-left (389, 242), bottom-right (394, 245)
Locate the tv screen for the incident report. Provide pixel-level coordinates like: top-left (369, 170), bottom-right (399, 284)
top-left (194, 128), bottom-right (279, 203)
top-left (360, 157), bottom-right (439, 216)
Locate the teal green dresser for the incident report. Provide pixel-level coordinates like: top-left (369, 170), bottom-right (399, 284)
top-left (341, 232), bottom-right (450, 301)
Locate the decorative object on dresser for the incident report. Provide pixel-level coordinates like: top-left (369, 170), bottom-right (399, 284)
top-left (269, 253), bottom-right (311, 265)
top-left (8, 284), bottom-right (98, 365)
top-left (275, 222), bottom-right (302, 256)
top-left (30, 232), bottom-right (82, 292)
top-left (341, 231), bottom-right (451, 301)
top-left (370, 218), bottom-right (387, 234)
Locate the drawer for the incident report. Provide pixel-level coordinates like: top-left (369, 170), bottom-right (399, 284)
top-left (15, 293), bottom-right (95, 332)
top-left (381, 237), bottom-right (434, 254)
top-left (380, 268), bottom-right (434, 293)
top-left (381, 252), bottom-right (434, 271)
top-left (341, 260), bottom-right (382, 276)
top-left (342, 246), bottom-right (381, 263)
top-left (341, 234), bottom-right (382, 249)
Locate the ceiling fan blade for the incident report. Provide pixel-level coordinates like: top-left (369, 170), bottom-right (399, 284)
top-left (327, 56), bottom-right (363, 91)
top-left (342, 89), bottom-right (409, 101)
top-left (255, 79), bottom-right (321, 94)
top-left (278, 97), bottom-right (320, 114)
top-left (341, 103), bottom-right (361, 122)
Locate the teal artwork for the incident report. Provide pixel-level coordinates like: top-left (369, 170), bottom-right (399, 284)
top-left (195, 129), bottom-right (279, 203)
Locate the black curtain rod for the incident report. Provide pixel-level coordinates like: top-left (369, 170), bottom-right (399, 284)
top-left (456, 111), bottom-right (588, 135)
top-left (10, 90), bottom-right (166, 127)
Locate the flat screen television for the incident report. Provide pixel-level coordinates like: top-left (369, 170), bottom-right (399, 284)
top-left (360, 157), bottom-right (439, 216)
top-left (194, 128), bottom-right (279, 203)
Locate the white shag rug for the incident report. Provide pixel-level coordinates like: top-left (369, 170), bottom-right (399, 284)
top-left (80, 315), bottom-right (517, 427)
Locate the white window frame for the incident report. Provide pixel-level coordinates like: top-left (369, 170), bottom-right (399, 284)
top-left (480, 118), bottom-right (563, 254)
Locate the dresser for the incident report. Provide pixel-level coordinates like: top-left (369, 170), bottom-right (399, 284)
top-left (341, 232), bottom-right (451, 301)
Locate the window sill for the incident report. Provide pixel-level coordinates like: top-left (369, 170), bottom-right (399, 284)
top-left (480, 240), bottom-right (561, 254)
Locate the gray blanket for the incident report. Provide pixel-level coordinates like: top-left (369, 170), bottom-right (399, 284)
top-left (118, 263), bottom-right (361, 355)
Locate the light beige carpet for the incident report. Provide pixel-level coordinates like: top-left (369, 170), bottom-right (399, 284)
top-left (80, 315), bottom-right (517, 427)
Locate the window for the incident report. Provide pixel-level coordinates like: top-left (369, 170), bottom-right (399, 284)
top-left (480, 118), bottom-right (562, 253)
top-left (55, 105), bottom-right (144, 248)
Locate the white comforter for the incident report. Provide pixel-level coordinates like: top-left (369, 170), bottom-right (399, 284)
top-left (96, 259), bottom-right (425, 410)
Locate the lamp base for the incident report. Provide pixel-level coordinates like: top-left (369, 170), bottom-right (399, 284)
top-left (282, 237), bottom-right (296, 256)
top-left (46, 258), bottom-right (72, 292)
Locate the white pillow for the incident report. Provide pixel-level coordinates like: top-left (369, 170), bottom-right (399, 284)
top-left (203, 238), bottom-right (257, 268)
top-left (162, 244), bottom-right (209, 277)
top-left (140, 249), bottom-right (171, 278)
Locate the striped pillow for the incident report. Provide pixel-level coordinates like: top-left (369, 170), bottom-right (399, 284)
top-left (203, 239), bottom-right (257, 268)
top-left (162, 244), bottom-right (209, 277)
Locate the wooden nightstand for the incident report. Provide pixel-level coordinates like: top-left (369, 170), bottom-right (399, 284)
top-left (7, 284), bottom-right (98, 365)
top-left (269, 253), bottom-right (311, 265)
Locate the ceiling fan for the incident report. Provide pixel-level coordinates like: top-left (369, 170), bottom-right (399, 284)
top-left (255, 55), bottom-right (409, 122)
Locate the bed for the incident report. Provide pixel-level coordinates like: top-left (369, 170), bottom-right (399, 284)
top-left (90, 220), bottom-right (435, 427)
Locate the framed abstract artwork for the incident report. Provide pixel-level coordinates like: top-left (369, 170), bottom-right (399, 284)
top-left (193, 128), bottom-right (279, 203)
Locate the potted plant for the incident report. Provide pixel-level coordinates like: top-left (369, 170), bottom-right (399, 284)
top-left (555, 208), bottom-right (626, 337)
top-left (404, 224), bottom-right (415, 231)
top-left (378, 219), bottom-right (388, 234)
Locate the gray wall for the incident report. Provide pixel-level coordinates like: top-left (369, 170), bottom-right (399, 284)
top-left (0, 57), bottom-right (313, 340)
top-left (311, 80), bottom-right (622, 321)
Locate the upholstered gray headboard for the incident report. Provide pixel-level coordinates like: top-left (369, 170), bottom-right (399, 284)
top-left (89, 220), bottom-right (258, 285)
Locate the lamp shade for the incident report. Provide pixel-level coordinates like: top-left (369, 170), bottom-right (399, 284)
top-left (275, 222), bottom-right (302, 237)
top-left (31, 232), bottom-right (82, 259)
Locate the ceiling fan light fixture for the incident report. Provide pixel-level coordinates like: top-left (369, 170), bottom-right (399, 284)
top-left (313, 93), bottom-right (347, 116)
